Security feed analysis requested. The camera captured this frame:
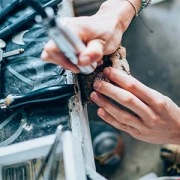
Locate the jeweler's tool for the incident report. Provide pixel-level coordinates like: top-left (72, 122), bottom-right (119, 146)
top-left (36, 125), bottom-right (63, 180)
top-left (0, 0), bottom-right (62, 39)
top-left (0, 48), bottom-right (24, 72)
top-left (0, 0), bottom-right (24, 23)
top-left (28, 0), bottom-right (97, 74)
top-left (0, 48), bottom-right (24, 97)
top-left (2, 48), bottom-right (24, 58)
top-left (0, 84), bottom-right (76, 110)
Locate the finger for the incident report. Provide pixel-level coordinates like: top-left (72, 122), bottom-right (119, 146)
top-left (41, 50), bottom-right (58, 65)
top-left (44, 40), bottom-right (61, 54)
top-left (97, 60), bottom-right (103, 66)
top-left (42, 50), bottom-right (79, 73)
top-left (78, 39), bottom-right (105, 66)
top-left (90, 91), bottom-right (143, 129)
top-left (42, 41), bottom-right (79, 73)
top-left (97, 108), bottom-right (140, 136)
top-left (93, 80), bottom-right (155, 120)
top-left (103, 67), bottom-right (161, 106)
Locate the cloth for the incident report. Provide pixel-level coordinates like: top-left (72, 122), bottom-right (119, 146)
top-left (0, 0), bottom-right (70, 147)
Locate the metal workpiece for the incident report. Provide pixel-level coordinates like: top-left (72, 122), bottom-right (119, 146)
top-left (29, 0), bottom-right (97, 74)
top-left (0, 85), bottom-right (76, 110)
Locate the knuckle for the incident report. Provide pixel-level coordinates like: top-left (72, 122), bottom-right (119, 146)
top-left (108, 68), bottom-right (116, 79)
top-left (99, 81), bottom-right (107, 91)
top-left (107, 45), bottom-right (116, 54)
top-left (126, 81), bottom-right (136, 91)
top-left (101, 99), bottom-right (108, 109)
top-left (148, 115), bottom-right (159, 128)
top-left (131, 128), bottom-right (141, 137)
top-left (122, 95), bottom-right (134, 104)
top-left (44, 42), bottom-right (58, 53)
top-left (155, 97), bottom-right (167, 109)
top-left (151, 115), bottom-right (158, 122)
top-left (119, 124), bottom-right (127, 131)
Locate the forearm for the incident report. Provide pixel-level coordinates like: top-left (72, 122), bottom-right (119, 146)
top-left (96, 0), bottom-right (142, 33)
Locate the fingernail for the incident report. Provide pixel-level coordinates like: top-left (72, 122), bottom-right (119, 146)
top-left (79, 55), bottom-right (91, 64)
top-left (98, 108), bottom-right (105, 117)
top-left (72, 68), bottom-right (80, 74)
top-left (97, 60), bottom-right (103, 66)
top-left (90, 92), bottom-right (100, 102)
top-left (93, 81), bottom-right (102, 90)
top-left (41, 51), bottom-right (48, 60)
top-left (104, 68), bottom-right (110, 76)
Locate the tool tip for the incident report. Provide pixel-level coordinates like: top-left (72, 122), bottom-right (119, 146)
top-left (19, 49), bottom-right (24, 53)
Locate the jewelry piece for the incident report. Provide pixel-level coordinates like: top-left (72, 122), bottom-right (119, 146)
top-left (126, 0), bottom-right (152, 17)
top-left (139, 0), bottom-right (152, 13)
top-left (126, 0), bottom-right (138, 16)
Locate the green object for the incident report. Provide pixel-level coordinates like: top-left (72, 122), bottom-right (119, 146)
top-left (139, 0), bottom-right (151, 13)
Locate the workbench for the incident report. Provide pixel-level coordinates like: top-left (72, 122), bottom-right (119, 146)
top-left (0, 0), bottom-right (97, 179)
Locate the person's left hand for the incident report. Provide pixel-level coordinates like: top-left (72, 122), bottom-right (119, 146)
top-left (90, 67), bottom-right (180, 144)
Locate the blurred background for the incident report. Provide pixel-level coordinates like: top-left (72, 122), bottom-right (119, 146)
top-left (74, 0), bottom-right (180, 179)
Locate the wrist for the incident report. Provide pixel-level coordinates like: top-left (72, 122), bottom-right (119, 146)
top-left (97, 0), bottom-right (141, 33)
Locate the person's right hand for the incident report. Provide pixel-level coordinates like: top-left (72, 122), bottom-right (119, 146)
top-left (41, 0), bottom-right (136, 73)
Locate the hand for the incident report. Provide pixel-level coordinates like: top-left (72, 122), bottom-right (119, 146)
top-left (90, 67), bottom-right (180, 144)
top-left (41, 0), bottom-right (135, 73)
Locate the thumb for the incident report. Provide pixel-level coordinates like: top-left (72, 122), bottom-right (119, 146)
top-left (78, 39), bottom-right (105, 66)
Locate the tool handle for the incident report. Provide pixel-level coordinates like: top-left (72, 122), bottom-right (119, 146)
top-left (4, 85), bottom-right (75, 110)
top-left (0, 0), bottom-right (62, 39)
top-left (0, 0), bottom-right (21, 22)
